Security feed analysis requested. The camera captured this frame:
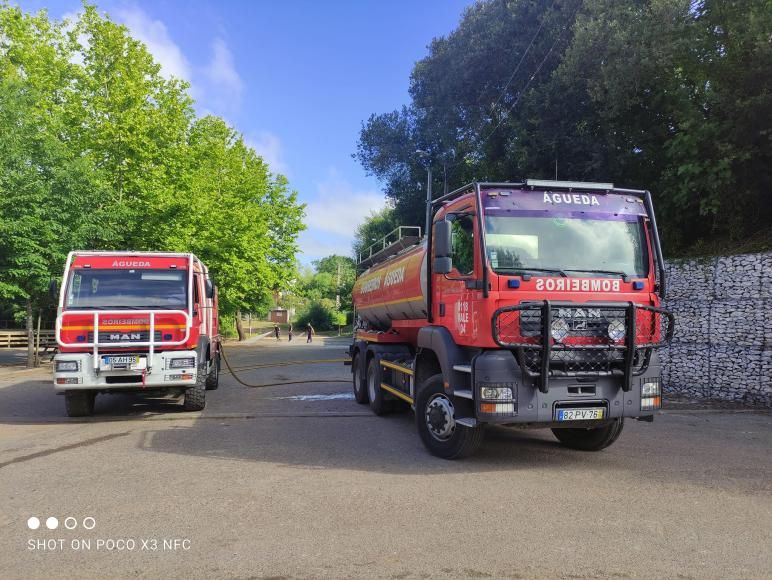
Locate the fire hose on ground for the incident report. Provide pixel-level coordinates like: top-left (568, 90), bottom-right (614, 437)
top-left (219, 344), bottom-right (351, 389)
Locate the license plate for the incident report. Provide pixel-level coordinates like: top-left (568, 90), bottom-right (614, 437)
top-left (556, 408), bottom-right (605, 421)
top-left (101, 355), bottom-right (143, 370)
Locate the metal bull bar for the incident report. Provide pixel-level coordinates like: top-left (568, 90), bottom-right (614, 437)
top-left (56, 309), bottom-right (192, 374)
top-left (492, 301), bottom-right (675, 394)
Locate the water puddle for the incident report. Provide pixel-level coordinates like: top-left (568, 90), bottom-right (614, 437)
top-left (268, 392), bottom-right (354, 401)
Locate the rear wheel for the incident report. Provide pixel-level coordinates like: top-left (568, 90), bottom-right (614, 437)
top-left (352, 353), bottom-right (368, 404)
top-left (205, 354), bottom-right (220, 390)
top-left (183, 362), bottom-right (207, 411)
top-left (551, 418), bottom-right (624, 451)
top-left (415, 374), bottom-right (484, 459)
top-left (367, 357), bottom-right (387, 415)
top-left (64, 391), bottom-right (95, 417)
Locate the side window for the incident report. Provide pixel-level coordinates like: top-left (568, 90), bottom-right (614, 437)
top-left (193, 275), bottom-right (200, 306)
top-left (451, 215), bottom-right (475, 276)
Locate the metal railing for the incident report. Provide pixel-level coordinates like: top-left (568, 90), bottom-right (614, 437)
top-left (56, 310), bottom-right (192, 374)
top-left (357, 226), bottom-right (422, 266)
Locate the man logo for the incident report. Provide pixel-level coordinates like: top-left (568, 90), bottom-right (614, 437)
top-left (110, 333), bottom-right (141, 341)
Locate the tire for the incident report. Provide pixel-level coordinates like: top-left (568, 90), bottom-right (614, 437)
top-left (415, 374), bottom-right (484, 459)
top-left (551, 418), bottom-right (624, 451)
top-left (65, 391), bottom-right (95, 417)
top-left (205, 354), bottom-right (220, 390)
top-left (352, 353), bottom-right (368, 404)
top-left (183, 362), bottom-right (207, 411)
top-left (367, 356), bottom-right (387, 415)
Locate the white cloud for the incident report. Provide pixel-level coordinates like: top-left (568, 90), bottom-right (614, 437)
top-left (297, 231), bottom-right (356, 262)
top-left (202, 38), bottom-right (243, 113)
top-left (304, 169), bottom-right (386, 237)
top-left (116, 6), bottom-right (192, 81)
top-left (106, 6), bottom-right (243, 116)
top-left (245, 131), bottom-right (288, 175)
top-left (297, 169), bottom-right (387, 261)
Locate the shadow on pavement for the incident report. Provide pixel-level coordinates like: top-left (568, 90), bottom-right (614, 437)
top-left (136, 408), bottom-right (593, 475)
top-left (0, 379), bottom-right (190, 422)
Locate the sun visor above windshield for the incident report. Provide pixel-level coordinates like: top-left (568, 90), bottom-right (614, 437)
top-left (481, 188), bottom-right (648, 218)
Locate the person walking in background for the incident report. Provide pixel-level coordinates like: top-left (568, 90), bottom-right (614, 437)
top-left (306, 323), bottom-right (315, 343)
top-left (274, 324), bottom-right (280, 341)
top-left (288, 324), bottom-right (293, 342)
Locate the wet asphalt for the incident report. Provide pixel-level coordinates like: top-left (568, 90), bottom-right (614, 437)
top-left (0, 338), bottom-right (770, 579)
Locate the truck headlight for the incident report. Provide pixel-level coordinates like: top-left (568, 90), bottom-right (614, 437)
top-left (169, 357), bottom-right (196, 369)
top-left (551, 318), bottom-right (569, 342)
top-left (607, 319), bottom-right (626, 341)
top-left (480, 386), bottom-right (513, 401)
top-left (55, 360), bottom-right (79, 372)
top-left (641, 380), bottom-right (661, 410)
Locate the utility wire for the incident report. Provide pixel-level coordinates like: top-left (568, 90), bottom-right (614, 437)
top-left (442, 1), bottom-right (582, 185)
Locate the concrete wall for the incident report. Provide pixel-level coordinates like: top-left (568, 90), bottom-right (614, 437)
top-left (660, 252), bottom-right (771, 406)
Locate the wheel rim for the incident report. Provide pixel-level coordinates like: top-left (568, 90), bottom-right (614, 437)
top-left (367, 365), bottom-right (377, 401)
top-left (425, 394), bottom-right (456, 441)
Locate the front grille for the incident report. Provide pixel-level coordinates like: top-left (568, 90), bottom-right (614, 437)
top-left (493, 301), bottom-right (674, 393)
top-left (520, 304), bottom-right (626, 338)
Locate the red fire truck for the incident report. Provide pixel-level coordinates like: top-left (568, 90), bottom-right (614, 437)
top-left (350, 180), bottom-right (674, 458)
top-left (53, 251), bottom-right (220, 417)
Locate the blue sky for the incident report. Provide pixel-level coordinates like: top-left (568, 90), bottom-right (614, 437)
top-left (17, 0), bottom-right (474, 264)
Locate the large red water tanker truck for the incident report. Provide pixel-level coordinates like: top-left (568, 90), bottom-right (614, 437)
top-left (349, 180), bottom-right (674, 458)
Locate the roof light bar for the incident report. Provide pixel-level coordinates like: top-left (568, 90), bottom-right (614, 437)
top-left (526, 179), bottom-right (614, 191)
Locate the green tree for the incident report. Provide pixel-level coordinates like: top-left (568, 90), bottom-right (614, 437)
top-left (352, 206), bottom-right (400, 262)
top-left (356, 0), bottom-right (772, 255)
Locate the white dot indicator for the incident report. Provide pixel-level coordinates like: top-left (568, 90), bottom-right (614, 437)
top-left (46, 516), bottom-right (59, 530)
top-left (27, 517), bottom-right (40, 530)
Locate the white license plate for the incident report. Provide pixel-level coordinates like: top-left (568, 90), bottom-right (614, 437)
top-left (101, 355), bottom-right (144, 370)
top-left (556, 408), bottom-right (605, 421)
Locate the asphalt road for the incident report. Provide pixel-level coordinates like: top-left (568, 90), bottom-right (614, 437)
top-left (0, 339), bottom-right (770, 579)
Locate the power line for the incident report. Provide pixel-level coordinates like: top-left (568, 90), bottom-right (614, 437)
top-left (443, 1), bottom-right (582, 184)
top-left (487, 0), bottom-right (556, 115)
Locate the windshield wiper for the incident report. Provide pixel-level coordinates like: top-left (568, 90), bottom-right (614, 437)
top-left (495, 267), bottom-right (568, 277)
top-left (562, 269), bottom-right (631, 282)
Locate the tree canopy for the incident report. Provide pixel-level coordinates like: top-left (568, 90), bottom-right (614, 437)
top-left (0, 3), bottom-right (305, 341)
top-left (356, 0), bottom-right (771, 256)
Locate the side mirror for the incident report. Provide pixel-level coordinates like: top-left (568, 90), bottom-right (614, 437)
top-left (49, 279), bottom-right (59, 300)
top-left (434, 220), bottom-right (452, 258)
top-left (205, 279), bottom-right (214, 299)
top-left (434, 257), bottom-right (452, 274)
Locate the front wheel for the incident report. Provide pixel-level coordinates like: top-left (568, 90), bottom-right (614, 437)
top-left (183, 363), bottom-right (207, 411)
top-left (415, 374), bottom-right (484, 459)
top-left (551, 418), bottom-right (624, 451)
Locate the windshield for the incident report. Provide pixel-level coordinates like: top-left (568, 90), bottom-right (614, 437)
top-left (484, 215), bottom-right (648, 277)
top-left (65, 269), bottom-right (188, 310)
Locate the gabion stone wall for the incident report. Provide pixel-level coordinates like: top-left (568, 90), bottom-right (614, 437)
top-left (660, 252), bottom-right (771, 406)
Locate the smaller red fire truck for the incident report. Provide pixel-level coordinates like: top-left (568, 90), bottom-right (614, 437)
top-left (53, 251), bottom-right (220, 417)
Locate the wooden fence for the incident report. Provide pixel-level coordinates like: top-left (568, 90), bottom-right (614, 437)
top-left (0, 330), bottom-right (57, 350)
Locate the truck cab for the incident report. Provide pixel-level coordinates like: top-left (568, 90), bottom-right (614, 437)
top-left (350, 180), bottom-right (674, 458)
top-left (53, 251), bottom-right (220, 417)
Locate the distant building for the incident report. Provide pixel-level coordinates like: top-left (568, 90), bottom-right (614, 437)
top-left (269, 308), bottom-right (288, 323)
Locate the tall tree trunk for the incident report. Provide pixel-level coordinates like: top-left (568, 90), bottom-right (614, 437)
top-left (26, 299), bottom-right (34, 368)
top-left (234, 310), bottom-right (245, 342)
